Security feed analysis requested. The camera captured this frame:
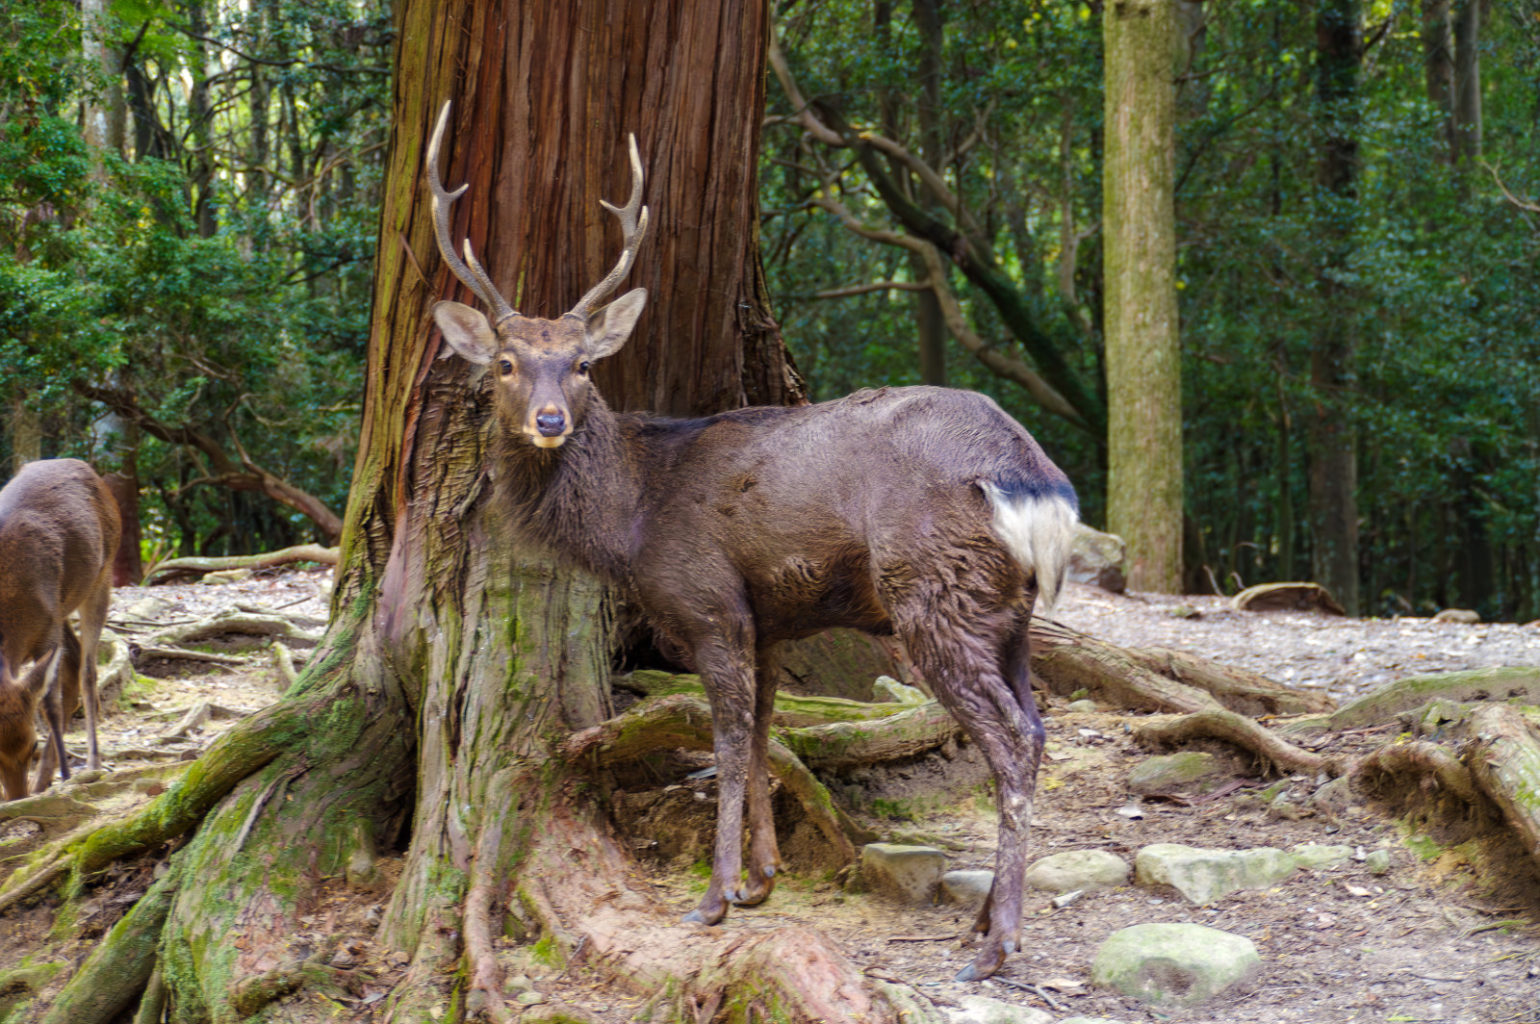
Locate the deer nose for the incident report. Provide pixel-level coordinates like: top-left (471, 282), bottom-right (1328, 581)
top-left (535, 410), bottom-right (567, 437)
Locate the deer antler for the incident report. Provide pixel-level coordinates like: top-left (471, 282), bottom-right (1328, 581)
top-left (567, 133), bottom-right (650, 321)
top-left (426, 101), bottom-right (517, 323)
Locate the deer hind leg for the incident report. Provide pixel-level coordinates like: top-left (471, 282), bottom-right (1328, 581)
top-left (681, 618), bottom-right (758, 926)
top-left (898, 610), bottom-right (1043, 983)
top-left (75, 564), bottom-right (113, 772)
top-left (737, 646), bottom-right (783, 907)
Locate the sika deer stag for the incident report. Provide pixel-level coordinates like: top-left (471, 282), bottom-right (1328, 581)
top-left (426, 102), bottom-right (1078, 981)
top-left (0, 459), bottom-right (120, 801)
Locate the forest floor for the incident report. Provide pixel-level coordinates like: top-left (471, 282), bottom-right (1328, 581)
top-left (4, 571), bottom-right (1540, 1023)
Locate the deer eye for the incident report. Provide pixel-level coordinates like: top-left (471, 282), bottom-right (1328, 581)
top-left (577, 360), bottom-right (592, 376)
top-left (498, 359), bottom-right (514, 376)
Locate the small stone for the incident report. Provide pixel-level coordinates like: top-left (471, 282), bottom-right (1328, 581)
top-left (944, 994), bottom-right (1052, 1024)
top-left (514, 990), bottom-right (546, 1006)
top-left (940, 869), bottom-right (994, 904)
top-left (1025, 849), bottom-right (1130, 893)
top-left (1066, 699), bottom-right (1099, 713)
top-left (204, 568), bottom-right (253, 584)
top-left (1433, 608), bottom-right (1480, 624)
top-left (860, 843), bottom-right (947, 903)
top-left (1135, 843), bottom-right (1297, 905)
top-left (1091, 922), bottom-right (1260, 1007)
top-left (1364, 849), bottom-right (1392, 875)
top-left (1128, 752), bottom-right (1226, 795)
top-left (1291, 843), bottom-right (1354, 870)
top-left (504, 974), bottom-right (532, 994)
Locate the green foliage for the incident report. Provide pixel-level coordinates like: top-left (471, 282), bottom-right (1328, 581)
top-left (0, 0), bottom-right (387, 555)
top-left (765, 0), bottom-right (1539, 620)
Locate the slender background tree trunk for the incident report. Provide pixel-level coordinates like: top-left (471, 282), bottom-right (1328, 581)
top-left (1309, 0), bottom-right (1362, 616)
top-left (1103, 0), bottom-right (1183, 593)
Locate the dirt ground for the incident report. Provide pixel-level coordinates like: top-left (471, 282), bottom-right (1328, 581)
top-left (4, 572), bottom-right (1540, 1023)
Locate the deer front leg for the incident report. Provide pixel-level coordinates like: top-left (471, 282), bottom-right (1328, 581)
top-left (682, 628), bottom-right (757, 926)
top-left (738, 647), bottom-right (783, 906)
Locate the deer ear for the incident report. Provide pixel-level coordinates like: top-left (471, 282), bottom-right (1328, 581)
top-left (585, 288), bottom-right (647, 360)
top-left (434, 300), bottom-right (498, 364)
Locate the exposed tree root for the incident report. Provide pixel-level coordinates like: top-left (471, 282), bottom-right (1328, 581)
top-left (1030, 619), bottom-right (1226, 713)
top-left (564, 693), bottom-right (864, 857)
top-left (1133, 709), bottom-right (1339, 777)
top-left (1463, 704), bottom-right (1540, 873)
top-left (1122, 646), bottom-right (1336, 716)
top-left (36, 862), bottom-right (179, 1024)
top-left (146, 608), bottom-right (324, 647)
top-left (512, 796), bottom-right (921, 1024)
top-left (142, 544), bottom-right (339, 584)
top-left (1327, 667), bottom-right (1540, 731)
top-left (1352, 739), bottom-right (1482, 806)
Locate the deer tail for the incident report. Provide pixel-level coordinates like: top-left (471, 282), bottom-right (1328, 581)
top-left (979, 479), bottom-right (1079, 612)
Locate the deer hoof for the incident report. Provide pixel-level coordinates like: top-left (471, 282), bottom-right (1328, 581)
top-left (954, 942), bottom-right (1007, 982)
top-left (682, 896), bottom-right (728, 926)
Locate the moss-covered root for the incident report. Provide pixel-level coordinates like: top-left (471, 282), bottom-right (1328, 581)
top-left (1134, 708), bottom-right (1338, 777)
top-left (1464, 704), bottom-right (1540, 873)
top-left (1328, 667), bottom-right (1540, 731)
top-left (563, 693), bottom-right (865, 854)
top-left (1029, 620), bottom-right (1225, 714)
top-left (37, 862), bottom-right (179, 1024)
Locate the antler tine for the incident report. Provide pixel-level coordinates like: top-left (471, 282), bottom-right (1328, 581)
top-left (569, 133), bottom-right (650, 320)
top-left (426, 101), bottom-right (517, 322)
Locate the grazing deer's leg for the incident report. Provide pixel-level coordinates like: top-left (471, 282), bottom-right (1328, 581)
top-left (33, 637), bottom-right (71, 793)
top-left (0, 680), bottom-right (34, 801)
top-left (681, 611), bottom-right (758, 925)
top-left (898, 608), bottom-right (1043, 983)
top-left (738, 646), bottom-right (783, 906)
top-left (75, 564), bottom-right (113, 771)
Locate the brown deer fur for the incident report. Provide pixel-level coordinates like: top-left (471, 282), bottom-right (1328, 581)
top-left (426, 103), bottom-right (1078, 982)
top-left (0, 459), bottom-right (120, 801)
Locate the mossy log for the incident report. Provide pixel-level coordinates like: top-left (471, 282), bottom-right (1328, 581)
top-left (1327, 667), bottom-right (1540, 731)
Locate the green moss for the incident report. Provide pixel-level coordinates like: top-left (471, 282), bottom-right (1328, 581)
top-left (530, 934), bottom-right (562, 969)
top-left (1404, 833), bottom-right (1442, 862)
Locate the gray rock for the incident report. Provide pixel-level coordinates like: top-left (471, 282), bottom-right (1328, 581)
top-left (1057, 1019), bottom-right (1128, 1024)
top-left (1291, 843), bottom-right (1353, 870)
top-left (1134, 843), bottom-right (1298, 905)
top-left (1433, 608), bottom-right (1480, 624)
top-left (1127, 752), bottom-right (1227, 795)
top-left (944, 995), bottom-right (1052, 1024)
top-left (1024, 849), bottom-right (1130, 893)
top-left (940, 869), bottom-right (994, 904)
top-left (1091, 922), bottom-right (1261, 1007)
top-left (1310, 775), bottom-right (1355, 814)
top-left (860, 843), bottom-right (946, 903)
top-left (1364, 848), bottom-right (1392, 874)
top-left (1068, 524), bottom-right (1126, 594)
top-left (872, 675), bottom-right (927, 705)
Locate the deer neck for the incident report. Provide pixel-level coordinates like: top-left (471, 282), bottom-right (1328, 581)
top-left (493, 400), bottom-right (641, 585)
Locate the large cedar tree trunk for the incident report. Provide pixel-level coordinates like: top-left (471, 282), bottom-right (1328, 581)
top-left (68, 2), bottom-right (918, 1022)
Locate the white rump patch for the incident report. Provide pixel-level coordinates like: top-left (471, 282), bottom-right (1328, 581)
top-left (979, 483), bottom-right (1079, 611)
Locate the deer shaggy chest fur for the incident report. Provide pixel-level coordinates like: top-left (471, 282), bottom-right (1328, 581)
top-left (425, 100), bottom-right (1079, 982)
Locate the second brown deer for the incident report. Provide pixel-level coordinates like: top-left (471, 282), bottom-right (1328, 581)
top-left (0, 458), bottom-right (120, 801)
top-left (425, 102), bottom-right (1079, 982)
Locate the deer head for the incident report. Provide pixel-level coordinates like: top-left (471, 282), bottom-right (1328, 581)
top-left (426, 101), bottom-right (650, 448)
